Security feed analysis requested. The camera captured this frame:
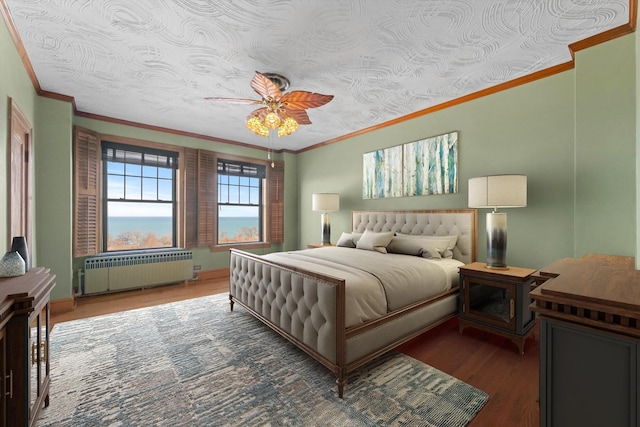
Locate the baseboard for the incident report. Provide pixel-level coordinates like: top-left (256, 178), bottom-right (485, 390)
top-left (51, 297), bottom-right (75, 316)
top-left (196, 268), bottom-right (230, 281)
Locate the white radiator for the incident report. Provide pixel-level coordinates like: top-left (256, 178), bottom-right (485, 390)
top-left (83, 249), bottom-right (193, 295)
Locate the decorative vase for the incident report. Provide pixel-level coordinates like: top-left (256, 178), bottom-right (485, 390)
top-left (10, 236), bottom-right (30, 272)
top-left (0, 251), bottom-right (26, 277)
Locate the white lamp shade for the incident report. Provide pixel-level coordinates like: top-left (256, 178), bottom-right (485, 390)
top-left (468, 175), bottom-right (527, 208)
top-left (312, 193), bottom-right (340, 211)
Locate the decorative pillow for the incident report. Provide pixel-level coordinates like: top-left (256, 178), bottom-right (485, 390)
top-left (396, 234), bottom-right (458, 259)
top-left (336, 232), bottom-right (356, 248)
top-left (355, 230), bottom-right (394, 254)
top-left (386, 236), bottom-right (443, 259)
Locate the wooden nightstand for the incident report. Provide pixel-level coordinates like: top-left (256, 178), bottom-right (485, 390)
top-left (307, 243), bottom-right (334, 248)
top-left (458, 262), bottom-right (537, 354)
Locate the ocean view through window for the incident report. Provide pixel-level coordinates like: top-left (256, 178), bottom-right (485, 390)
top-left (217, 159), bottom-right (265, 244)
top-left (103, 142), bottom-right (178, 251)
top-left (107, 215), bottom-right (260, 245)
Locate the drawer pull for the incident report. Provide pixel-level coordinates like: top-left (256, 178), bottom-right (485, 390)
top-left (510, 299), bottom-right (515, 319)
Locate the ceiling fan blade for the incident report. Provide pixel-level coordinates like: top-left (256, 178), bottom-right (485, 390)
top-left (247, 107), bottom-right (269, 121)
top-left (251, 71), bottom-right (282, 100)
top-left (280, 91), bottom-right (334, 110)
top-left (284, 108), bottom-right (312, 125)
top-left (204, 97), bottom-right (263, 105)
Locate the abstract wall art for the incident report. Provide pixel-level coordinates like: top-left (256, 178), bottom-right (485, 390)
top-left (362, 145), bottom-right (403, 199)
top-left (363, 131), bottom-right (458, 199)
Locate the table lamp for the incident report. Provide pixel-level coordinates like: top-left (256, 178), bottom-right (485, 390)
top-left (468, 175), bottom-right (527, 269)
top-left (312, 193), bottom-right (340, 245)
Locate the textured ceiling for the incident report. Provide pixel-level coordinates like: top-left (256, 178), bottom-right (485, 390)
top-left (4, 0), bottom-right (631, 151)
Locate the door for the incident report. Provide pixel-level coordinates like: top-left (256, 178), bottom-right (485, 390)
top-left (9, 99), bottom-right (33, 256)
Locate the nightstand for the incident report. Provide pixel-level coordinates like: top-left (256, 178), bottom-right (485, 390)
top-left (307, 243), bottom-right (334, 248)
top-left (458, 262), bottom-right (537, 354)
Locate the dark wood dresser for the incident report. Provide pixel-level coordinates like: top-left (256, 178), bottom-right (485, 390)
top-left (530, 254), bottom-right (639, 427)
top-left (0, 268), bottom-right (56, 427)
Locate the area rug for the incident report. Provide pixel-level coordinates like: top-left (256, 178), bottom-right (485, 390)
top-left (39, 293), bottom-right (488, 426)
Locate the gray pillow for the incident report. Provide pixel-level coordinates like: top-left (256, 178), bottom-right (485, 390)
top-left (355, 230), bottom-right (394, 254)
top-left (336, 232), bottom-right (356, 248)
top-left (387, 236), bottom-right (443, 259)
top-left (396, 234), bottom-right (458, 259)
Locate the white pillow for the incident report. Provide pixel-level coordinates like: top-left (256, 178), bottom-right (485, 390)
top-left (356, 230), bottom-right (394, 254)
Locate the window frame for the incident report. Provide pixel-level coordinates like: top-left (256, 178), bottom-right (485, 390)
top-left (101, 141), bottom-right (179, 252)
top-left (216, 158), bottom-right (266, 246)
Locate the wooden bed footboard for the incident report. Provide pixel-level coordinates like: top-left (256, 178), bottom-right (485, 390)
top-left (228, 248), bottom-right (460, 398)
top-left (228, 248), bottom-right (350, 395)
top-left (228, 209), bottom-right (476, 397)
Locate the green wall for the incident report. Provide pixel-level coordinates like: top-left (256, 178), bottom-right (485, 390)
top-left (35, 97), bottom-right (73, 300)
top-left (298, 34), bottom-right (635, 271)
top-left (575, 35), bottom-right (636, 258)
top-left (637, 28), bottom-right (640, 269)
top-left (0, 12), bottom-right (36, 255)
top-left (1, 13), bottom-right (637, 300)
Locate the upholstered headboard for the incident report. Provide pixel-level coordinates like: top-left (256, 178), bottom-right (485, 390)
top-left (352, 209), bottom-right (477, 264)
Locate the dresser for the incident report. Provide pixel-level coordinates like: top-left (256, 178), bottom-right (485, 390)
top-left (531, 254), bottom-right (639, 427)
top-left (0, 268), bottom-right (56, 427)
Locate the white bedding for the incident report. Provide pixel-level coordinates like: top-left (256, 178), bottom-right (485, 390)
top-left (263, 247), bottom-right (463, 328)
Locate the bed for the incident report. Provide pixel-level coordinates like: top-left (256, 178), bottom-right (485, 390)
top-left (228, 209), bottom-right (477, 397)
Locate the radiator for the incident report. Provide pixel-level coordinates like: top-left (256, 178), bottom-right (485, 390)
top-left (83, 249), bottom-right (193, 295)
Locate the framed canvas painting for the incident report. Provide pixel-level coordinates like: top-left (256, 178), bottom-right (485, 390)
top-left (363, 145), bottom-right (403, 199)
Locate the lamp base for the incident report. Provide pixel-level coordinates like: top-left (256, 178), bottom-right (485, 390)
top-left (486, 212), bottom-right (507, 269)
top-left (321, 212), bottom-right (331, 245)
top-left (485, 264), bottom-right (510, 270)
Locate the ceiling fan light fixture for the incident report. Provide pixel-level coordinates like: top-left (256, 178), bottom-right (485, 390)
top-left (246, 116), bottom-right (269, 137)
top-left (264, 112), bottom-right (282, 129)
top-left (208, 71), bottom-right (332, 139)
top-left (278, 117), bottom-right (299, 137)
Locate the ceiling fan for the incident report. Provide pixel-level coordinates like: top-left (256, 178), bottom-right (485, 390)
top-left (205, 71), bottom-right (334, 137)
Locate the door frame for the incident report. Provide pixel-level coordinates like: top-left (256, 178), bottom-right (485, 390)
top-left (8, 98), bottom-right (33, 258)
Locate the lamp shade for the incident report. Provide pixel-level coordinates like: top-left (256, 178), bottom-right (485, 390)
top-left (312, 193), bottom-right (340, 211)
top-left (468, 175), bottom-right (527, 209)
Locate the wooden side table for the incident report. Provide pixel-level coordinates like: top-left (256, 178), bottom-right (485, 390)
top-left (458, 262), bottom-right (537, 354)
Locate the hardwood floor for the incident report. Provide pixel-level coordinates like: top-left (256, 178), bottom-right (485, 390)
top-left (397, 319), bottom-right (539, 427)
top-left (51, 279), bottom-right (539, 427)
top-left (51, 278), bottom-right (229, 324)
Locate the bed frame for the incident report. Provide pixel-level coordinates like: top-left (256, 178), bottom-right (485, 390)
top-left (229, 209), bottom-right (477, 397)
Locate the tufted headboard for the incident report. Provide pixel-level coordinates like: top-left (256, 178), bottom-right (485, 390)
top-left (352, 209), bottom-right (477, 264)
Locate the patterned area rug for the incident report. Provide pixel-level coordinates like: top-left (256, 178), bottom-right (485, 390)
top-left (39, 293), bottom-right (488, 426)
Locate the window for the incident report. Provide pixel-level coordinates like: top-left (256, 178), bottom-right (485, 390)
top-left (102, 142), bottom-right (178, 251)
top-left (217, 159), bottom-right (265, 244)
top-left (73, 127), bottom-right (284, 258)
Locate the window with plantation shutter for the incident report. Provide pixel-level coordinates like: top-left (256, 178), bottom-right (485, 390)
top-left (268, 161), bottom-right (284, 243)
top-left (74, 130), bottom-right (283, 254)
top-left (185, 152), bottom-right (284, 248)
top-left (73, 127), bottom-right (101, 257)
top-left (184, 148), bottom-right (198, 248)
top-left (197, 150), bottom-right (217, 247)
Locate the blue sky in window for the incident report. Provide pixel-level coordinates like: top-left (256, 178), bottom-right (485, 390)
top-left (107, 163), bottom-right (260, 217)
